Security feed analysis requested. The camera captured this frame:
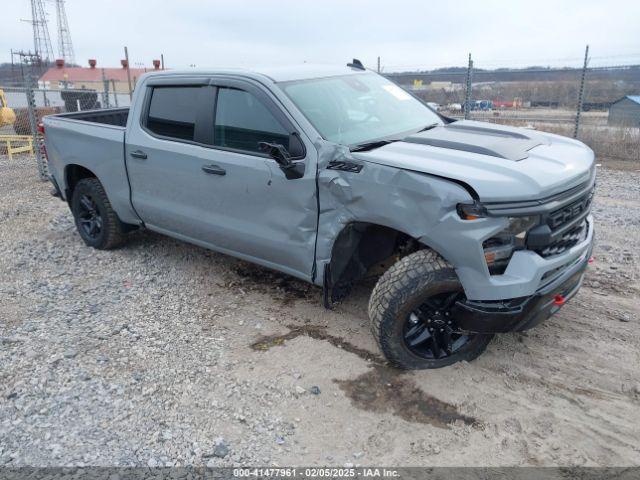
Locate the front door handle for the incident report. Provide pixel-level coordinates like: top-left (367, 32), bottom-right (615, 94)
top-left (202, 164), bottom-right (226, 176)
top-left (130, 150), bottom-right (147, 159)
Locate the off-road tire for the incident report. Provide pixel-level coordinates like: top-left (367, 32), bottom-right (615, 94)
top-left (70, 178), bottom-right (127, 250)
top-left (368, 249), bottom-right (493, 369)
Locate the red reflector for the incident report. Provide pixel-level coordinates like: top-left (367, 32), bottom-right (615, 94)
top-left (588, 257), bottom-right (595, 264)
top-left (553, 294), bottom-right (566, 306)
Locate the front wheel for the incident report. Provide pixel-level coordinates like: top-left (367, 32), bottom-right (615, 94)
top-left (368, 249), bottom-right (493, 369)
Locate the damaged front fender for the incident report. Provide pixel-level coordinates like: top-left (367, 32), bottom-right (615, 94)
top-left (314, 140), bottom-right (477, 299)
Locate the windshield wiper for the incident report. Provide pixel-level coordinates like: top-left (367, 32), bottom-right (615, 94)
top-left (350, 139), bottom-right (400, 152)
top-left (350, 124), bottom-right (440, 152)
top-left (414, 123), bottom-right (440, 133)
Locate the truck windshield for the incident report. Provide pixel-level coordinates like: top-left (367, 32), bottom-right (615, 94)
top-left (279, 73), bottom-right (442, 147)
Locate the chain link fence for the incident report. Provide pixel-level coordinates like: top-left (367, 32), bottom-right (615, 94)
top-left (1, 53), bottom-right (639, 183)
top-left (1, 75), bottom-right (132, 180)
top-left (391, 56), bottom-right (640, 163)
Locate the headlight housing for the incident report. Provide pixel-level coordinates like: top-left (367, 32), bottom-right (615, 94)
top-left (482, 216), bottom-right (540, 274)
top-left (457, 201), bottom-right (488, 220)
top-left (457, 202), bottom-right (540, 274)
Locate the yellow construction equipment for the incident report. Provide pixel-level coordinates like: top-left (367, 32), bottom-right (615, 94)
top-left (0, 89), bottom-right (17, 128)
top-left (0, 135), bottom-right (34, 159)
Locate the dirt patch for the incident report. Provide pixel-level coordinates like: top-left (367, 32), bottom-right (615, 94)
top-left (251, 324), bottom-right (382, 364)
top-left (229, 264), bottom-right (318, 305)
top-left (252, 326), bottom-right (478, 429)
top-left (2, 155), bottom-right (640, 466)
top-left (335, 365), bottom-right (479, 429)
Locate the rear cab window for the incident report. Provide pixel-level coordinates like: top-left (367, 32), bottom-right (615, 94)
top-left (145, 86), bottom-right (202, 141)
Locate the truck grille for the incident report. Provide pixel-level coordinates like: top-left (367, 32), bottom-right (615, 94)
top-left (546, 188), bottom-right (594, 230)
top-left (536, 220), bottom-right (588, 257)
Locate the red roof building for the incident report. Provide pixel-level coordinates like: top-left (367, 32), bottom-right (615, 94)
top-left (39, 58), bottom-right (162, 92)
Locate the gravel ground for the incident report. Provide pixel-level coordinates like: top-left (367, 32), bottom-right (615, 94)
top-left (1, 154), bottom-right (639, 467)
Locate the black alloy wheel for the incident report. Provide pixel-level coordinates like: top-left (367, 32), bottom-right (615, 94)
top-left (403, 291), bottom-right (474, 359)
top-left (369, 248), bottom-right (494, 369)
top-left (76, 193), bottom-right (103, 240)
top-left (70, 177), bottom-right (128, 249)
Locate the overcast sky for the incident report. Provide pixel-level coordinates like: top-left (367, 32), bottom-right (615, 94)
top-left (2, 0), bottom-right (639, 71)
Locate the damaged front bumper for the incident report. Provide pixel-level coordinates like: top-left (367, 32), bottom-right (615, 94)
top-left (451, 242), bottom-right (593, 334)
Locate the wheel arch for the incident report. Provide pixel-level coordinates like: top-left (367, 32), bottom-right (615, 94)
top-left (322, 221), bottom-right (451, 307)
top-left (64, 164), bottom-right (98, 203)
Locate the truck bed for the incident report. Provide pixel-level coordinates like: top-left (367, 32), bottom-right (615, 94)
top-left (56, 107), bottom-right (129, 127)
top-left (43, 107), bottom-right (139, 224)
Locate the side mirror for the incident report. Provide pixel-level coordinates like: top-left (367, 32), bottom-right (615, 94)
top-left (258, 142), bottom-right (293, 168)
top-left (258, 141), bottom-right (305, 180)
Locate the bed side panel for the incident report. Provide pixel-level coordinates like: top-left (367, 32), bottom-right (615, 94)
top-left (43, 116), bottom-right (140, 225)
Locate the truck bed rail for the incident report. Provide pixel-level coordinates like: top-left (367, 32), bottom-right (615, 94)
top-left (54, 107), bottom-right (129, 127)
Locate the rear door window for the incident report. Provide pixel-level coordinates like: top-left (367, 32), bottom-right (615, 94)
top-left (214, 88), bottom-right (289, 154)
top-left (146, 86), bottom-right (202, 141)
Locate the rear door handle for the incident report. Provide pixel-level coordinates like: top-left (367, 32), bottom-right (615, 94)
top-left (130, 150), bottom-right (147, 159)
top-left (202, 164), bottom-right (226, 176)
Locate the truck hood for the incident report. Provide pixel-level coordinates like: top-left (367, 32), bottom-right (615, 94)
top-left (352, 120), bottom-right (595, 202)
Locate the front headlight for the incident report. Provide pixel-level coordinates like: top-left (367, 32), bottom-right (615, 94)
top-left (483, 216), bottom-right (539, 274)
top-left (457, 201), bottom-right (488, 220)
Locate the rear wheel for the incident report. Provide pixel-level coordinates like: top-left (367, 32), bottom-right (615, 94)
top-left (70, 178), bottom-right (127, 249)
top-left (369, 249), bottom-right (493, 369)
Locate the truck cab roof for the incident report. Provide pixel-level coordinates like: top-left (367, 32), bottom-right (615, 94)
top-left (140, 64), bottom-right (366, 84)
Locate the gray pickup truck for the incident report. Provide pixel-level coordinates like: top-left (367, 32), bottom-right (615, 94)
top-left (43, 61), bottom-right (595, 369)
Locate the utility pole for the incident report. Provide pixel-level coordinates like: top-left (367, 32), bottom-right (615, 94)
top-left (111, 79), bottom-right (119, 107)
top-left (574, 45), bottom-right (589, 139)
top-left (464, 53), bottom-right (473, 120)
top-left (25, 71), bottom-right (48, 180)
top-left (377, 56), bottom-right (380, 73)
top-left (161, 53), bottom-right (165, 70)
top-left (10, 49), bottom-right (15, 82)
top-left (101, 68), bottom-right (110, 108)
top-left (13, 50), bottom-right (41, 84)
top-left (124, 46), bottom-right (133, 100)
top-left (55, 0), bottom-right (75, 65)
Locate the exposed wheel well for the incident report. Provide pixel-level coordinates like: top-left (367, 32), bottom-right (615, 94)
top-left (65, 164), bottom-right (97, 201)
top-left (324, 222), bottom-right (420, 307)
top-left (64, 165), bottom-right (138, 232)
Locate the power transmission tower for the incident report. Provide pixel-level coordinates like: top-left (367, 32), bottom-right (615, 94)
top-left (55, 0), bottom-right (75, 65)
top-left (29, 0), bottom-right (55, 64)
